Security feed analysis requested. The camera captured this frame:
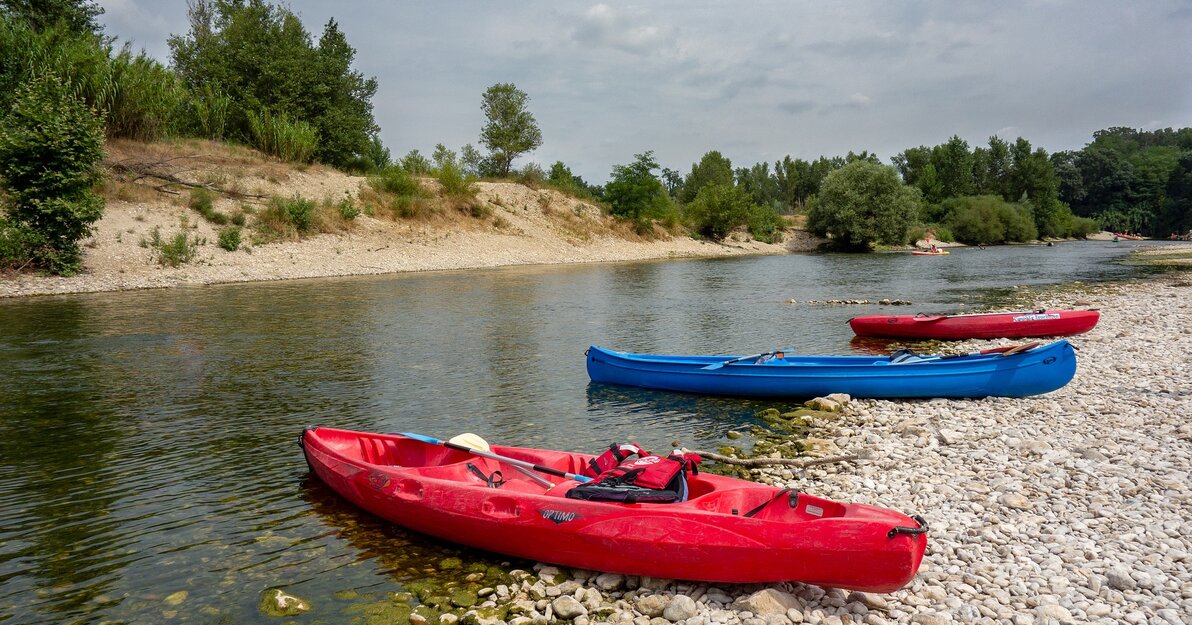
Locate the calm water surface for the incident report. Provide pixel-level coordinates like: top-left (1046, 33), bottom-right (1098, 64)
top-left (0, 241), bottom-right (1174, 623)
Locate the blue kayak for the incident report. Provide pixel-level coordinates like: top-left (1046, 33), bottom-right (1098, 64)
top-left (585, 340), bottom-right (1076, 399)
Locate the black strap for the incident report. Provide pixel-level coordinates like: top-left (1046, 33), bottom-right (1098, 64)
top-left (743, 488), bottom-right (798, 518)
top-left (466, 463), bottom-right (505, 488)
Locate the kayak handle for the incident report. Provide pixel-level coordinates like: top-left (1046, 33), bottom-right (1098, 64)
top-left (887, 514), bottom-right (929, 539)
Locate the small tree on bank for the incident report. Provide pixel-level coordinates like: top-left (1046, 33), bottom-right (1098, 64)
top-left (808, 160), bottom-right (921, 250)
top-left (0, 74), bottom-right (105, 275)
top-left (479, 83), bottom-right (542, 177)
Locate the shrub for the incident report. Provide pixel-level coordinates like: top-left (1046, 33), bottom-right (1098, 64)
top-left (434, 161), bottom-right (481, 214)
top-left (748, 204), bottom-right (784, 243)
top-left (369, 165), bottom-right (422, 196)
top-left (185, 84), bottom-right (231, 141)
top-left (685, 183), bottom-right (753, 241)
top-left (0, 218), bottom-right (43, 270)
top-left (102, 47), bottom-right (186, 141)
top-left (246, 109), bottom-right (317, 163)
top-left (281, 196), bottom-right (314, 232)
top-left (944, 195), bottom-right (1038, 244)
top-left (218, 225), bottom-right (241, 251)
top-left (188, 188), bottom-right (228, 224)
top-left (808, 161), bottom-right (921, 250)
top-left (0, 73), bottom-right (105, 275)
top-left (336, 198), bottom-right (360, 220)
top-left (516, 162), bottom-right (546, 187)
top-left (146, 226), bottom-right (200, 267)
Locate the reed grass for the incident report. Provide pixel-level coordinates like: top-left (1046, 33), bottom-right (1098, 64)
top-left (246, 110), bottom-right (318, 163)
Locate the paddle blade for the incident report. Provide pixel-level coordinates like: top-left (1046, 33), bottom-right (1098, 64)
top-left (700, 362), bottom-right (726, 371)
top-left (449, 433), bottom-right (491, 452)
top-left (397, 432), bottom-right (439, 444)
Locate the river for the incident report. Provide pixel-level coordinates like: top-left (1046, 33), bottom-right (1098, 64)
top-left (0, 240), bottom-right (1174, 624)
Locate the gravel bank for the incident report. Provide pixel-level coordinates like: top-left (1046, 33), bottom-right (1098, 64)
top-left (448, 273), bottom-right (1190, 625)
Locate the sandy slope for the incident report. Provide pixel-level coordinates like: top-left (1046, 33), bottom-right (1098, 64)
top-left (1, 141), bottom-right (821, 298)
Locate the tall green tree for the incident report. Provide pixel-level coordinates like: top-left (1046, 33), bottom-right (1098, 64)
top-left (478, 82), bottom-right (542, 177)
top-left (807, 160), bottom-right (921, 249)
top-left (604, 151), bottom-right (668, 220)
top-left (686, 183), bottom-right (753, 240)
top-left (735, 161), bottom-right (779, 209)
top-left (168, 0), bottom-right (380, 168)
top-left (679, 150), bottom-right (733, 204)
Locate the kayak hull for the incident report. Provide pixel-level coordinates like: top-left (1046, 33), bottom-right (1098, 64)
top-left (302, 427), bottom-right (927, 592)
top-left (585, 340), bottom-right (1076, 399)
top-left (910, 250), bottom-right (949, 255)
top-left (849, 309), bottom-right (1100, 340)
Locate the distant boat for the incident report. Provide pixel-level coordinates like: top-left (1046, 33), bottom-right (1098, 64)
top-left (849, 309), bottom-right (1100, 340)
top-left (911, 249), bottom-right (949, 255)
top-left (585, 340), bottom-right (1076, 399)
top-left (1113, 232), bottom-right (1146, 241)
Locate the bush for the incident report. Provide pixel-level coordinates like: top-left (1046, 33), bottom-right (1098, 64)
top-left (185, 84), bottom-right (231, 141)
top-left (748, 204), bottom-right (784, 243)
top-left (246, 109), bottom-right (317, 163)
top-left (146, 226), bottom-right (200, 267)
top-left (188, 188), bottom-right (228, 224)
top-left (685, 183), bottom-right (752, 240)
top-left (0, 218), bottom-right (44, 270)
top-left (0, 73), bottom-right (105, 275)
top-left (808, 161), bottom-right (921, 249)
top-left (218, 225), bottom-right (241, 251)
top-left (369, 165), bottom-right (422, 197)
top-left (944, 195), bottom-right (1038, 244)
top-left (336, 198), bottom-right (360, 220)
top-left (281, 196), bottom-right (314, 232)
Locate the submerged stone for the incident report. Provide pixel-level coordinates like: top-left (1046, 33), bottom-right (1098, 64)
top-left (258, 588), bottom-right (311, 617)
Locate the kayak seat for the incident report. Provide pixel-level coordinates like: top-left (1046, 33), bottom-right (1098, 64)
top-left (889, 349), bottom-right (924, 365)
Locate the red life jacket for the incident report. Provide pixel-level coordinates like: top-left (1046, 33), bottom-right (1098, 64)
top-left (567, 449), bottom-right (702, 504)
top-left (582, 442), bottom-right (649, 478)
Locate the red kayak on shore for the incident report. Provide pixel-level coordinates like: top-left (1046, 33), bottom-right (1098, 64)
top-left (849, 309), bottom-right (1100, 340)
top-left (301, 427), bottom-right (928, 592)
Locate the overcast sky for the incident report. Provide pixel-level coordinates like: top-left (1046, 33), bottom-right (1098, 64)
top-left (97, 0), bottom-right (1192, 183)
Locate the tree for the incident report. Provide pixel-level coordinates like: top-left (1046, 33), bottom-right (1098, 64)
top-left (0, 0), bottom-right (102, 34)
top-left (735, 162), bottom-right (780, 209)
top-left (679, 151), bottom-right (733, 204)
top-left (686, 183), bottom-right (753, 240)
top-left (0, 74), bottom-right (104, 275)
top-left (169, 0), bottom-right (380, 168)
top-left (478, 83), bottom-right (542, 177)
top-left (604, 151), bottom-right (668, 220)
top-left (807, 161), bottom-right (921, 249)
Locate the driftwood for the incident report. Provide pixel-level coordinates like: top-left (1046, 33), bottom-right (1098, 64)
top-left (683, 448), bottom-right (868, 468)
top-left (105, 156), bottom-right (269, 200)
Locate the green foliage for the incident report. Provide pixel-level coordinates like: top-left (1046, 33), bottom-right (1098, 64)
top-left (188, 187), bottom-right (228, 224)
top-left (942, 195), bottom-right (1037, 244)
top-left (515, 162), bottom-right (546, 187)
top-left (747, 205), bottom-right (783, 243)
top-left (184, 83), bottom-right (231, 141)
top-left (369, 165), bottom-right (422, 197)
top-left (546, 161), bottom-right (593, 199)
top-left (146, 226), bottom-right (201, 267)
top-left (0, 16), bottom-right (183, 142)
top-left (400, 150), bottom-right (431, 175)
top-left (1, 0), bottom-right (103, 34)
top-left (0, 217), bottom-right (43, 269)
top-left (246, 109), bottom-right (317, 163)
top-left (335, 198), bottom-right (359, 220)
top-left (807, 161), bottom-right (921, 250)
top-left (168, 0), bottom-right (380, 168)
top-left (736, 162), bottom-right (781, 210)
top-left (680, 151), bottom-right (734, 204)
top-left (604, 151), bottom-right (669, 220)
top-left (479, 83), bottom-right (542, 177)
top-left (0, 73), bottom-right (104, 275)
top-left (280, 196), bottom-right (314, 231)
top-left (217, 225), bottom-right (241, 250)
top-left (685, 183), bottom-right (752, 240)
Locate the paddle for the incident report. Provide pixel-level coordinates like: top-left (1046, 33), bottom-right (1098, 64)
top-left (893, 343), bottom-right (1042, 365)
top-left (701, 349), bottom-right (791, 370)
top-left (448, 433), bottom-right (552, 488)
top-left (398, 432), bottom-right (594, 483)
top-left (911, 309), bottom-right (1048, 322)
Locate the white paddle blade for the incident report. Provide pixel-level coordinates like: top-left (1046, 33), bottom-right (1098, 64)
top-left (448, 432), bottom-right (491, 452)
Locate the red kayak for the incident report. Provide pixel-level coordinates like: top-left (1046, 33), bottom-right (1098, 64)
top-left (301, 427), bottom-right (927, 592)
top-left (849, 309), bottom-right (1100, 340)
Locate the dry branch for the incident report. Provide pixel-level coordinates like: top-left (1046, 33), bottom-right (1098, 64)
top-left (104, 157), bottom-right (269, 200)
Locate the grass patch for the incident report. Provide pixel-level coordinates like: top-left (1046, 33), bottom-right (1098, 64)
top-left (218, 226), bottom-right (241, 251)
top-left (253, 195), bottom-right (359, 243)
top-left (188, 188), bottom-right (228, 225)
top-left (143, 226), bottom-right (201, 267)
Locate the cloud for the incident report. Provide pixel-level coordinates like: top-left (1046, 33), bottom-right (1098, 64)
top-left (571, 4), bottom-right (679, 57)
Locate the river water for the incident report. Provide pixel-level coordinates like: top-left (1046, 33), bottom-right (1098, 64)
top-left (0, 241), bottom-right (1175, 623)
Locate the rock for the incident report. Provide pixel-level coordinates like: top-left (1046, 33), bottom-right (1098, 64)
top-left (258, 588), bottom-right (311, 618)
top-left (595, 573), bottom-right (626, 591)
top-left (1106, 566), bottom-right (1136, 590)
top-left (732, 589), bottom-right (803, 616)
top-left (846, 592), bottom-right (887, 611)
top-left (805, 397), bottom-right (841, 412)
top-left (552, 596), bottom-right (588, 620)
top-left (637, 594), bottom-right (669, 618)
top-left (1035, 604), bottom-right (1071, 624)
top-left (538, 566), bottom-right (565, 584)
top-left (910, 613), bottom-right (950, 625)
top-left (825, 393), bottom-right (851, 405)
top-left (937, 429), bottom-right (962, 445)
top-left (164, 591), bottom-right (188, 606)
top-left (998, 493), bottom-right (1032, 510)
top-left (663, 595), bottom-right (699, 622)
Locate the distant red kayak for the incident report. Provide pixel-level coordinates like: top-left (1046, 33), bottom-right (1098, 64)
top-left (302, 427), bottom-right (927, 592)
top-left (849, 309), bottom-right (1100, 340)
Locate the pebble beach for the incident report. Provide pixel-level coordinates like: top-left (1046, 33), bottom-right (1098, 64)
top-left (414, 269), bottom-right (1189, 625)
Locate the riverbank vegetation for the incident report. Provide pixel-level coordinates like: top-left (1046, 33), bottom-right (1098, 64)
top-left (3, 0), bottom-right (1191, 277)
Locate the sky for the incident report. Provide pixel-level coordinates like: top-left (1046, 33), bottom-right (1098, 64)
top-left (97, 0), bottom-right (1192, 184)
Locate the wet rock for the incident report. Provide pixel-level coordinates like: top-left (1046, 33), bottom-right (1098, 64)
top-left (164, 591), bottom-right (188, 606)
top-left (258, 588), bottom-right (311, 617)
